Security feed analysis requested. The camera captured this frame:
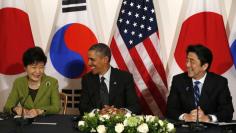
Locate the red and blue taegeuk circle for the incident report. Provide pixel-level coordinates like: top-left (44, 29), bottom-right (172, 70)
top-left (50, 23), bottom-right (98, 78)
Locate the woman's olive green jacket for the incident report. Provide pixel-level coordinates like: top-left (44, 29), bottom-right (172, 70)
top-left (4, 74), bottom-right (60, 114)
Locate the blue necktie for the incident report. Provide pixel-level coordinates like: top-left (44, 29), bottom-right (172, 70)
top-left (194, 81), bottom-right (201, 107)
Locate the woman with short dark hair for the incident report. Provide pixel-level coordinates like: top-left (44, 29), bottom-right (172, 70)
top-left (4, 47), bottom-right (60, 117)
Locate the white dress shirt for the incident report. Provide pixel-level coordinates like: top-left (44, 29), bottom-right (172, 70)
top-left (99, 67), bottom-right (111, 93)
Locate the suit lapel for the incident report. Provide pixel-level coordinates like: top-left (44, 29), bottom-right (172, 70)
top-left (199, 73), bottom-right (212, 107)
top-left (34, 75), bottom-right (47, 104)
top-left (91, 74), bottom-right (102, 108)
top-left (185, 76), bottom-right (196, 108)
top-left (21, 76), bottom-right (34, 108)
top-left (109, 68), bottom-right (118, 103)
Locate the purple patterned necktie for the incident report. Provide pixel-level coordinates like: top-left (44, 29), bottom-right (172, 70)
top-left (194, 81), bottom-right (201, 107)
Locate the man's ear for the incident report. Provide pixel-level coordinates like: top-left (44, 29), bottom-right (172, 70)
top-left (202, 63), bottom-right (209, 71)
top-left (103, 56), bottom-right (109, 63)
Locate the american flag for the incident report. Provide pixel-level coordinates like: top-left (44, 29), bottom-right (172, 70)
top-left (110, 0), bottom-right (168, 116)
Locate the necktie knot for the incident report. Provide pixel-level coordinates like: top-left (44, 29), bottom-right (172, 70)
top-left (194, 81), bottom-right (200, 85)
top-left (101, 76), bottom-right (105, 82)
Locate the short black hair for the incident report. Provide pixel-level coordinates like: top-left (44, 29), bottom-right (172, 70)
top-left (88, 43), bottom-right (111, 61)
top-left (22, 46), bottom-right (47, 67)
top-left (186, 44), bottom-right (213, 71)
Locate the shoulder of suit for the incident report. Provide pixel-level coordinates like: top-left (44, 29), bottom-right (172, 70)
top-left (82, 68), bottom-right (132, 78)
top-left (112, 67), bottom-right (132, 77)
top-left (82, 71), bottom-right (95, 79)
top-left (44, 75), bottom-right (58, 83)
top-left (15, 76), bottom-right (25, 81)
top-left (14, 76), bottom-right (27, 84)
top-left (173, 72), bottom-right (227, 81)
top-left (14, 75), bottom-right (58, 82)
top-left (207, 72), bottom-right (227, 81)
top-left (173, 72), bottom-right (188, 79)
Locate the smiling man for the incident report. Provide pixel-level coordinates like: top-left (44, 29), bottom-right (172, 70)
top-left (79, 43), bottom-right (141, 115)
top-left (167, 44), bottom-right (234, 122)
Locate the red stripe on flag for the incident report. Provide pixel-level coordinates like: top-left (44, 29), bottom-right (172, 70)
top-left (156, 32), bottom-right (160, 39)
top-left (129, 47), bottom-right (167, 114)
top-left (110, 38), bottom-right (152, 114)
top-left (143, 37), bottom-right (168, 87)
top-left (110, 38), bottom-right (127, 71)
top-left (134, 84), bottom-right (153, 115)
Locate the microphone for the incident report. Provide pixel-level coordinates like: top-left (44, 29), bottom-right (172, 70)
top-left (191, 105), bottom-right (205, 131)
top-left (16, 94), bottom-right (33, 126)
top-left (196, 106), bottom-right (200, 125)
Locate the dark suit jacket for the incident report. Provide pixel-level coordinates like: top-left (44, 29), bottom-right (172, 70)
top-left (79, 67), bottom-right (141, 115)
top-left (167, 72), bottom-right (234, 122)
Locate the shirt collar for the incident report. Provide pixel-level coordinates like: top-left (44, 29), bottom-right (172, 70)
top-left (99, 67), bottom-right (111, 81)
top-left (192, 72), bottom-right (207, 84)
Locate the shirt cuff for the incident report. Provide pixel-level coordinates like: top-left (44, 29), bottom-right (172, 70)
top-left (208, 114), bottom-right (218, 123)
top-left (91, 109), bottom-right (98, 113)
top-left (179, 113), bottom-right (186, 120)
top-left (122, 108), bottom-right (131, 114)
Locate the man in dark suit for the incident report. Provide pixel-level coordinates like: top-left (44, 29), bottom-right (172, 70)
top-left (167, 44), bottom-right (234, 122)
top-left (79, 43), bottom-right (141, 115)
